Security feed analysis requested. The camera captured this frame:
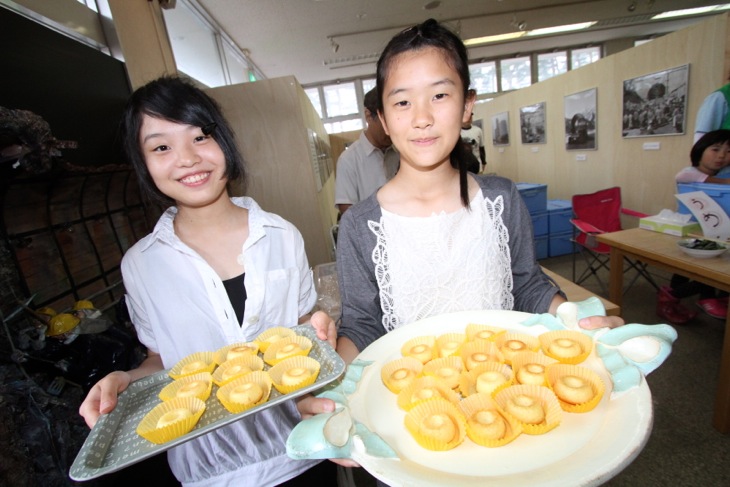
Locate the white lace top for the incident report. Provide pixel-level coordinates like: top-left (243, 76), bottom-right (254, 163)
top-left (369, 191), bottom-right (514, 332)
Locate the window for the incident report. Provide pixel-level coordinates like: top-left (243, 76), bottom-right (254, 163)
top-left (469, 61), bottom-right (498, 95)
top-left (362, 78), bottom-right (376, 95)
top-left (323, 82), bottom-right (358, 118)
top-left (325, 119), bottom-right (364, 134)
top-left (222, 41), bottom-right (248, 85)
top-left (500, 56), bottom-right (532, 91)
top-left (571, 47), bottom-right (601, 69)
top-left (305, 88), bottom-right (324, 119)
top-left (537, 51), bottom-right (568, 82)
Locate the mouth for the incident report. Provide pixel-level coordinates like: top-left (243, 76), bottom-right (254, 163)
top-left (411, 137), bottom-right (437, 146)
top-left (178, 172), bottom-right (211, 185)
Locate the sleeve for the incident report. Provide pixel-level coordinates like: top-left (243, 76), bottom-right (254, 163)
top-left (675, 167), bottom-right (708, 183)
top-left (334, 152), bottom-right (359, 206)
top-left (477, 127), bottom-right (485, 148)
top-left (291, 224), bottom-right (317, 318)
top-left (335, 201), bottom-right (386, 353)
top-left (694, 91), bottom-right (728, 142)
top-left (120, 250), bottom-right (159, 353)
top-left (496, 179), bottom-right (562, 313)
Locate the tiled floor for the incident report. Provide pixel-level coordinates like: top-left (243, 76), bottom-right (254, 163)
top-left (347, 253), bottom-right (730, 486)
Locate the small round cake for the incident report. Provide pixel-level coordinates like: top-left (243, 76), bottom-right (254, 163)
top-left (156, 408), bottom-right (192, 428)
top-left (281, 367), bottom-right (311, 386)
top-left (419, 413), bottom-right (458, 443)
top-left (388, 368), bottom-right (417, 391)
top-left (505, 394), bottom-right (545, 424)
top-left (548, 338), bottom-right (583, 360)
top-left (500, 340), bottom-right (528, 363)
top-left (468, 410), bottom-right (507, 440)
top-left (221, 364), bottom-right (251, 382)
top-left (553, 375), bottom-right (594, 405)
top-left (175, 380), bottom-right (208, 398)
top-left (464, 352), bottom-right (490, 370)
top-left (473, 330), bottom-right (496, 341)
top-left (229, 382), bottom-right (264, 404)
top-left (516, 363), bottom-right (546, 386)
top-left (275, 343), bottom-right (302, 361)
top-left (411, 386), bottom-right (439, 403)
top-left (179, 360), bottom-right (208, 376)
top-left (475, 371), bottom-right (507, 394)
top-left (439, 341), bottom-right (461, 358)
top-left (226, 344), bottom-right (257, 360)
top-left (406, 344), bottom-right (433, 363)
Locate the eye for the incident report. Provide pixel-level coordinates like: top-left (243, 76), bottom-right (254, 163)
top-left (194, 135), bottom-right (211, 143)
top-left (433, 93), bottom-right (447, 100)
top-left (151, 144), bottom-right (170, 152)
top-left (394, 100), bottom-right (409, 108)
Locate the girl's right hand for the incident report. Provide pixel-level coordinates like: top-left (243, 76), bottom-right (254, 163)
top-left (79, 371), bottom-right (133, 428)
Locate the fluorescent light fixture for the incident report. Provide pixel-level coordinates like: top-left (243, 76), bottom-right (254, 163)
top-left (464, 31), bottom-right (526, 46)
top-left (652, 4), bottom-right (730, 20)
top-left (526, 21), bottom-right (597, 37)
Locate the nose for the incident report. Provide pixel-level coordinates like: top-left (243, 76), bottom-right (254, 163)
top-left (411, 101), bottom-right (434, 129)
top-left (178, 143), bottom-right (201, 167)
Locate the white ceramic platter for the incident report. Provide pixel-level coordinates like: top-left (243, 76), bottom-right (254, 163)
top-left (347, 310), bottom-right (653, 487)
top-left (677, 239), bottom-right (728, 259)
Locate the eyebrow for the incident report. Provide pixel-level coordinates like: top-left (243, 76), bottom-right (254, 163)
top-left (386, 77), bottom-right (457, 98)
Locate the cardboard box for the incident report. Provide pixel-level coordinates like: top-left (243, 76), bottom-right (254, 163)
top-left (639, 215), bottom-right (701, 237)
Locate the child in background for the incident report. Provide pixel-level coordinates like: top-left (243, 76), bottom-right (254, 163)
top-left (659, 130), bottom-right (730, 323)
top-left (79, 76), bottom-right (337, 486)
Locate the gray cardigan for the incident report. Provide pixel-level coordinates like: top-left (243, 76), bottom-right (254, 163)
top-left (335, 174), bottom-right (562, 353)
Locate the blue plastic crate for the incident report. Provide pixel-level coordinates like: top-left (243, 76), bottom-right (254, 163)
top-left (549, 231), bottom-right (576, 257)
top-left (516, 182), bottom-right (548, 214)
top-left (531, 210), bottom-right (548, 237)
top-left (534, 235), bottom-right (549, 260)
top-left (676, 182), bottom-right (730, 219)
top-left (547, 199), bottom-right (573, 234)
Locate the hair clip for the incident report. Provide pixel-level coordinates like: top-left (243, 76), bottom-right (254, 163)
top-left (202, 122), bottom-right (217, 136)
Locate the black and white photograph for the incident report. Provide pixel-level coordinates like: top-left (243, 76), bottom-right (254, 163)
top-left (622, 64), bottom-right (689, 138)
top-left (564, 88), bottom-right (597, 150)
top-left (491, 111), bottom-right (510, 146)
top-left (520, 102), bottom-right (546, 144)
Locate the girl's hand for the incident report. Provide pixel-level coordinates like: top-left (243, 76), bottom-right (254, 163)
top-left (78, 371), bottom-right (133, 428)
top-left (309, 310), bottom-right (337, 349)
top-left (295, 394), bottom-right (361, 467)
top-left (578, 315), bottom-right (625, 330)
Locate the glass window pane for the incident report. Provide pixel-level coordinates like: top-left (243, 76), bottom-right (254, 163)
top-left (325, 118), bottom-right (364, 134)
top-left (469, 61), bottom-right (498, 95)
top-left (223, 42), bottom-right (248, 85)
top-left (537, 51), bottom-right (568, 82)
top-left (323, 82), bottom-right (358, 118)
top-left (500, 57), bottom-right (532, 91)
top-left (571, 47), bottom-right (601, 69)
top-left (362, 78), bottom-right (376, 94)
top-left (163, 4), bottom-right (225, 87)
top-left (305, 88), bottom-right (323, 118)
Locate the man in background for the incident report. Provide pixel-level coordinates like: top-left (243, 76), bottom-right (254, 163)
top-left (334, 88), bottom-right (398, 215)
top-left (460, 92), bottom-right (486, 173)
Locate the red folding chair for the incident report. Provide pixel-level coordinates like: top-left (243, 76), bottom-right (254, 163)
top-left (571, 187), bottom-right (658, 293)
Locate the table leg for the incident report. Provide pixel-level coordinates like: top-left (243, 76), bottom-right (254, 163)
top-left (713, 311), bottom-right (730, 433)
top-left (607, 248), bottom-right (624, 309)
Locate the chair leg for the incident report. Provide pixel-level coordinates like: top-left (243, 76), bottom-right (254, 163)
top-left (574, 248), bottom-right (608, 294)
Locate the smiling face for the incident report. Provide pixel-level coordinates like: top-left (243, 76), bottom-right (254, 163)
top-left (698, 141), bottom-right (730, 175)
top-left (139, 115), bottom-right (229, 209)
top-left (378, 47), bottom-right (473, 171)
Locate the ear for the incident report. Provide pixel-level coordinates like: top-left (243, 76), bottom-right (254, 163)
top-left (462, 94), bottom-right (476, 125)
top-left (378, 110), bottom-right (390, 136)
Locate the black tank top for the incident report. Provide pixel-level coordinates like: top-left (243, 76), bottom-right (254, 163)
top-left (222, 273), bottom-right (246, 325)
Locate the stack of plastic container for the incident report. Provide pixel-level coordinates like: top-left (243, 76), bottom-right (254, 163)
top-left (546, 199), bottom-right (575, 257)
top-left (516, 183), bottom-right (549, 259)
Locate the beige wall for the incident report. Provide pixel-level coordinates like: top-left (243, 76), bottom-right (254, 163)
top-left (475, 13), bottom-right (730, 216)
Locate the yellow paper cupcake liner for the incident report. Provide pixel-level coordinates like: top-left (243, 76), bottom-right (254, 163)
top-left (216, 371), bottom-right (273, 414)
top-left (510, 350), bottom-right (558, 387)
top-left (400, 335), bottom-right (436, 364)
top-left (494, 384), bottom-right (562, 435)
top-left (460, 340), bottom-right (504, 370)
top-left (547, 363), bottom-right (605, 413)
top-left (168, 352), bottom-right (216, 380)
top-left (158, 372), bottom-right (213, 402)
top-left (458, 362), bottom-right (513, 397)
top-left (539, 330), bottom-right (593, 364)
top-left (422, 356), bottom-right (464, 390)
top-left (254, 326), bottom-right (296, 352)
top-left (397, 375), bottom-right (461, 411)
top-left (495, 332), bottom-right (541, 365)
top-left (136, 397), bottom-right (206, 444)
top-left (435, 332), bottom-right (467, 359)
top-left (263, 335), bottom-right (312, 366)
top-left (465, 323), bottom-right (507, 343)
top-left (459, 393), bottom-right (522, 447)
top-left (269, 356), bottom-right (321, 394)
top-left (212, 354), bottom-right (264, 386)
top-left (404, 397), bottom-right (466, 451)
top-left (381, 356), bottom-right (424, 394)
top-left (213, 341), bottom-right (260, 364)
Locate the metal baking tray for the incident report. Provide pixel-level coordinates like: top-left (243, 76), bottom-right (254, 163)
top-left (69, 325), bottom-right (345, 481)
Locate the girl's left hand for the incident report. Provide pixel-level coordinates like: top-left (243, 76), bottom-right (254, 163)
top-left (578, 315), bottom-right (625, 329)
top-left (309, 310), bottom-right (337, 349)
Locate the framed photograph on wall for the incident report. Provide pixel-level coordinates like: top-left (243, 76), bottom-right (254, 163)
top-left (519, 102), bottom-right (546, 144)
top-left (622, 64), bottom-right (689, 138)
top-left (491, 112), bottom-right (510, 146)
top-left (564, 88), bottom-right (597, 150)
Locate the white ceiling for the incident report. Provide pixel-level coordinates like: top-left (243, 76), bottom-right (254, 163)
top-left (195, 0), bottom-right (725, 85)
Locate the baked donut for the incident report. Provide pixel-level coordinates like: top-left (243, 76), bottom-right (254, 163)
top-left (516, 363), bottom-right (546, 386)
top-left (475, 371), bottom-right (508, 394)
top-left (156, 408), bottom-right (192, 428)
top-left (548, 338), bottom-right (583, 360)
top-left (281, 367), bottom-right (311, 386)
top-left (419, 413), bottom-right (459, 443)
top-left (179, 360), bottom-right (207, 376)
top-left (175, 380), bottom-right (208, 398)
top-left (504, 394), bottom-right (545, 424)
top-left (229, 382), bottom-right (264, 404)
top-left (553, 375), bottom-right (594, 404)
top-left (468, 410), bottom-right (507, 440)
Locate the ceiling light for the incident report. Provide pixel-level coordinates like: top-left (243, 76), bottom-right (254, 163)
top-left (329, 37), bottom-right (339, 53)
top-left (463, 31), bottom-right (526, 46)
top-left (423, 1), bottom-right (441, 10)
top-left (526, 21), bottom-right (597, 36)
top-left (627, 1), bottom-right (637, 12)
top-left (651, 4), bottom-right (730, 20)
